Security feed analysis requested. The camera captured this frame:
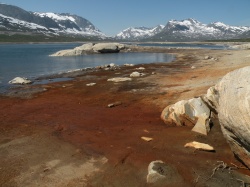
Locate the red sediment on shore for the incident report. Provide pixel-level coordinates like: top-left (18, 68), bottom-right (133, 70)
top-left (1, 48), bottom-right (250, 186)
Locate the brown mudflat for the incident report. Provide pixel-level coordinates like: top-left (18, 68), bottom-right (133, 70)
top-left (1, 46), bottom-right (250, 186)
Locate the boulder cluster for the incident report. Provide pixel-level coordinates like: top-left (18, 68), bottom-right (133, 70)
top-left (50, 43), bottom-right (127, 56)
top-left (161, 66), bottom-right (250, 169)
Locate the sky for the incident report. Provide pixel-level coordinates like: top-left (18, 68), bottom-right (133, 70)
top-left (1, 0), bottom-right (250, 36)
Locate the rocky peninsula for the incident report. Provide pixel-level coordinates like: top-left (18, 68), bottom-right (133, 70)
top-left (50, 42), bottom-right (128, 56)
top-left (1, 43), bottom-right (250, 186)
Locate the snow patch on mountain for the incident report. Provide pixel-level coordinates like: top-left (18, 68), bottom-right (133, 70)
top-left (154, 18), bottom-right (250, 41)
top-left (209, 21), bottom-right (250, 33)
top-left (0, 3), bottom-right (107, 38)
top-left (116, 25), bottom-right (164, 40)
top-left (34, 12), bottom-right (76, 23)
top-left (33, 12), bottom-right (106, 37)
top-left (167, 19), bottom-right (218, 35)
top-left (0, 13), bottom-right (48, 31)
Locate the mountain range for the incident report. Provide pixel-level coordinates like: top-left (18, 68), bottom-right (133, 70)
top-left (0, 3), bottom-right (106, 39)
top-left (0, 3), bottom-right (250, 41)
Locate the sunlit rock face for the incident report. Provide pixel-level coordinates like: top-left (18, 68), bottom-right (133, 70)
top-left (214, 66), bottom-right (250, 168)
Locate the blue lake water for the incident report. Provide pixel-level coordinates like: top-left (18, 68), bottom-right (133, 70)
top-left (0, 43), bottom-right (175, 90)
top-left (0, 42), bottom-right (228, 93)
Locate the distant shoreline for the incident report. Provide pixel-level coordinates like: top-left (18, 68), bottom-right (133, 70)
top-left (0, 41), bottom-right (246, 44)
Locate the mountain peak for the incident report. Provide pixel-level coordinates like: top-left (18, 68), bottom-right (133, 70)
top-left (115, 25), bottom-right (164, 40)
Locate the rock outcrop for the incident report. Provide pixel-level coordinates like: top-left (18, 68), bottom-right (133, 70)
top-left (92, 43), bottom-right (125, 53)
top-left (130, 71), bottom-right (145, 77)
top-left (203, 86), bottom-right (219, 112)
top-left (213, 66), bottom-right (250, 168)
top-left (50, 43), bottom-right (126, 56)
top-left (161, 97), bottom-right (211, 133)
top-left (9, 77), bottom-right (32, 85)
top-left (161, 66), bottom-right (250, 168)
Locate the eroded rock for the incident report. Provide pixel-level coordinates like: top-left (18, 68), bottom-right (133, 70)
top-left (92, 43), bottom-right (125, 53)
top-left (202, 86), bottom-right (219, 112)
top-left (191, 113), bottom-right (210, 135)
top-left (50, 43), bottom-right (126, 56)
top-left (161, 97), bottom-right (210, 127)
top-left (184, 141), bottom-right (215, 152)
top-left (213, 66), bottom-right (250, 168)
top-left (130, 71), bottom-right (145, 77)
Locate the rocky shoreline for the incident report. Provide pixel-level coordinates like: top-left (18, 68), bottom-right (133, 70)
top-left (1, 44), bottom-right (250, 186)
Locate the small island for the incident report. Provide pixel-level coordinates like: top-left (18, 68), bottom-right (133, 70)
top-left (50, 43), bottom-right (128, 56)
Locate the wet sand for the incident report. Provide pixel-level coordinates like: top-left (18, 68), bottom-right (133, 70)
top-left (1, 46), bottom-right (250, 186)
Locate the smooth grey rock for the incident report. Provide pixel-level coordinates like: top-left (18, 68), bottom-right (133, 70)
top-left (130, 71), bottom-right (145, 77)
top-left (92, 43), bottom-right (125, 53)
top-left (107, 77), bottom-right (132, 82)
top-left (214, 66), bottom-right (250, 168)
top-left (50, 43), bottom-right (125, 56)
top-left (74, 43), bottom-right (94, 51)
top-left (8, 77), bottom-right (32, 85)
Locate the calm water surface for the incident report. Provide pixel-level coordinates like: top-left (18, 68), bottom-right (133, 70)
top-left (0, 43), bottom-right (174, 90)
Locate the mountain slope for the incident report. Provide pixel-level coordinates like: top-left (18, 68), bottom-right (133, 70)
top-left (115, 18), bottom-right (250, 41)
top-left (1, 3), bottom-right (250, 42)
top-left (115, 25), bottom-right (164, 40)
top-left (0, 3), bottom-right (106, 38)
top-left (150, 18), bottom-right (250, 41)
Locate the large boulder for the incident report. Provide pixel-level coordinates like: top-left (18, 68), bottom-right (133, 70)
top-left (213, 66), bottom-right (250, 168)
top-left (74, 43), bottom-right (94, 51)
top-left (92, 43), bottom-right (125, 53)
top-left (50, 43), bottom-right (126, 56)
top-left (161, 97), bottom-right (210, 128)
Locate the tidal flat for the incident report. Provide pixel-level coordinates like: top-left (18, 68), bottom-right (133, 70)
top-left (1, 44), bottom-right (250, 186)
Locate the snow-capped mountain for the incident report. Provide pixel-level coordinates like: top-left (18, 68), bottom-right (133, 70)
top-left (115, 18), bottom-right (250, 41)
top-left (115, 25), bottom-right (164, 40)
top-left (151, 18), bottom-right (250, 41)
top-left (0, 3), bottom-right (106, 38)
top-left (1, 3), bottom-right (250, 41)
